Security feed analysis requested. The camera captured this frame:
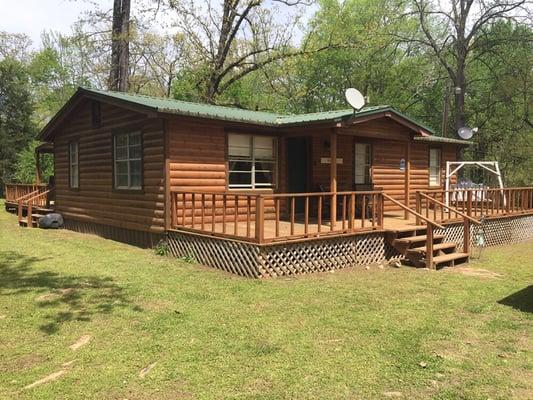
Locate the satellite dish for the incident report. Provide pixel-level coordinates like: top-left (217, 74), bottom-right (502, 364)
top-left (458, 126), bottom-right (474, 140)
top-left (345, 88), bottom-right (365, 111)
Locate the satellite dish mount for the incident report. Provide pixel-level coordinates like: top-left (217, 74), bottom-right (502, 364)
top-left (345, 88), bottom-right (366, 113)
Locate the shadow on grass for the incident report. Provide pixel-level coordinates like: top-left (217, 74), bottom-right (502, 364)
top-left (498, 285), bottom-right (533, 313)
top-left (0, 250), bottom-right (142, 334)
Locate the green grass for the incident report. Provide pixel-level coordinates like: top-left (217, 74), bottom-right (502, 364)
top-left (0, 201), bottom-right (531, 399)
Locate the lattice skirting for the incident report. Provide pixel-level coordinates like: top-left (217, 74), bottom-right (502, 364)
top-left (166, 231), bottom-right (402, 278)
top-left (436, 214), bottom-right (533, 252)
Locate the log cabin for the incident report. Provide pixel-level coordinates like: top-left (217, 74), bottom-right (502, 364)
top-left (5, 87), bottom-right (533, 277)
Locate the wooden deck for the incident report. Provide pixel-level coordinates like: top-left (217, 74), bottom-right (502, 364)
top-left (173, 212), bottom-right (427, 242)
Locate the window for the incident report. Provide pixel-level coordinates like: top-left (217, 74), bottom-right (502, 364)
top-left (114, 132), bottom-right (142, 190)
top-left (91, 101), bottom-right (101, 128)
top-left (354, 142), bottom-right (372, 185)
top-left (429, 148), bottom-right (441, 186)
top-left (69, 142), bottom-right (79, 189)
top-left (228, 133), bottom-right (277, 189)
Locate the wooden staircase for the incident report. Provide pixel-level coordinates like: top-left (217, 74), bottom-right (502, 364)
top-left (386, 227), bottom-right (469, 269)
top-left (14, 186), bottom-right (55, 228)
top-left (18, 206), bottom-right (55, 227)
top-left (382, 192), bottom-right (480, 270)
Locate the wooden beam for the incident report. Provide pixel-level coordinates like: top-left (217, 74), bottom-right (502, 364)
top-left (35, 149), bottom-right (42, 185)
top-left (404, 141), bottom-right (411, 219)
top-left (330, 130), bottom-right (337, 228)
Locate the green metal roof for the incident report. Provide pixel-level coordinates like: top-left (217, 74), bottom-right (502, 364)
top-left (83, 88), bottom-right (393, 128)
top-left (42, 87), bottom-right (463, 141)
top-left (414, 135), bottom-right (472, 145)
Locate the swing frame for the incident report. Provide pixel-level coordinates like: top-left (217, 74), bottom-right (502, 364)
top-left (445, 161), bottom-right (505, 206)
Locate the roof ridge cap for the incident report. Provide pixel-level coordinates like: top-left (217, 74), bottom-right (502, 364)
top-left (82, 87), bottom-right (286, 117)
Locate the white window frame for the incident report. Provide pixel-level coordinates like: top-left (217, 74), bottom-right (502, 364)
top-left (114, 132), bottom-right (142, 190)
top-left (354, 142), bottom-right (372, 185)
top-left (228, 133), bottom-right (278, 190)
top-left (429, 147), bottom-right (442, 187)
top-left (69, 142), bottom-right (79, 189)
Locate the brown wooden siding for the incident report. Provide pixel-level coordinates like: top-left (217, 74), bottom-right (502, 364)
top-left (53, 100), bottom-right (166, 233)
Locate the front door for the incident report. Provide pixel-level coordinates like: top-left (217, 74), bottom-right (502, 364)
top-left (287, 137), bottom-right (309, 212)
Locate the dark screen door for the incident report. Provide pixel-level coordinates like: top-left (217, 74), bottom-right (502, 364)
top-left (287, 137), bottom-right (309, 212)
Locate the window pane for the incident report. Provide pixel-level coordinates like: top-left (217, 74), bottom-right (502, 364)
top-left (70, 143), bottom-right (78, 164)
top-left (116, 161), bottom-right (128, 174)
top-left (229, 160), bottom-right (253, 172)
top-left (115, 146), bottom-right (128, 160)
top-left (254, 136), bottom-right (276, 160)
top-left (70, 166), bottom-right (78, 188)
top-left (130, 174), bottom-right (142, 188)
top-left (228, 134), bottom-right (252, 158)
top-left (129, 132), bottom-right (141, 146)
top-left (229, 172), bottom-right (252, 187)
top-left (115, 134), bottom-right (127, 147)
top-left (129, 144), bottom-right (142, 159)
top-left (130, 160), bottom-right (142, 176)
top-left (429, 149), bottom-right (441, 185)
top-left (116, 174), bottom-right (128, 188)
top-left (255, 171), bottom-right (274, 185)
top-left (355, 143), bottom-right (371, 184)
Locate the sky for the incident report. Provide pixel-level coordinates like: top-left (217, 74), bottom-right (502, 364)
top-left (1, 0), bottom-right (314, 49)
top-left (1, 0), bottom-right (113, 47)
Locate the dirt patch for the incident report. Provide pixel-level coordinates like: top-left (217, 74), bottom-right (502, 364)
top-left (69, 335), bottom-right (91, 351)
top-left (24, 370), bottom-right (66, 389)
top-left (139, 362), bottom-right (157, 378)
top-left (35, 288), bottom-right (76, 303)
top-left (445, 266), bottom-right (503, 279)
top-left (0, 354), bottom-right (45, 373)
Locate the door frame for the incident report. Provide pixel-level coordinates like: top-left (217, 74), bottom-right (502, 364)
top-left (285, 136), bottom-right (312, 193)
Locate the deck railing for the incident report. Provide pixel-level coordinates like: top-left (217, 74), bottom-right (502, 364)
top-left (417, 187), bottom-right (533, 223)
top-left (170, 190), bottom-right (384, 244)
top-left (4, 183), bottom-right (48, 203)
top-left (19, 188), bottom-right (55, 228)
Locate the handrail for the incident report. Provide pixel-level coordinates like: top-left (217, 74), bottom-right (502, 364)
top-left (16, 188), bottom-right (43, 202)
top-left (170, 189), bottom-right (382, 197)
top-left (18, 188), bottom-right (54, 228)
top-left (171, 190), bottom-right (384, 244)
top-left (424, 186), bottom-right (533, 192)
top-left (382, 193), bottom-right (444, 229)
top-left (418, 192), bottom-right (480, 225)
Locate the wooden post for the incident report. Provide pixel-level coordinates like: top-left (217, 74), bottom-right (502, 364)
top-left (255, 195), bottom-right (264, 243)
top-left (35, 149), bottom-right (42, 185)
top-left (415, 192), bottom-right (421, 225)
top-left (27, 200), bottom-right (33, 228)
top-left (404, 141), bottom-right (411, 219)
top-left (463, 217), bottom-right (470, 254)
top-left (466, 190), bottom-right (473, 218)
top-left (330, 130), bottom-right (337, 229)
top-left (426, 224), bottom-right (434, 269)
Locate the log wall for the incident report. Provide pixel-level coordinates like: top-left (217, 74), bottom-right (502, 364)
top-left (53, 99), bottom-right (166, 234)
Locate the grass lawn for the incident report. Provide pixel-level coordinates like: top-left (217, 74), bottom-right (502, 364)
top-left (0, 201), bottom-right (531, 399)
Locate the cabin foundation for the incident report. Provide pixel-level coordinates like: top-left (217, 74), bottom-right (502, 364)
top-left (166, 213), bottom-right (533, 278)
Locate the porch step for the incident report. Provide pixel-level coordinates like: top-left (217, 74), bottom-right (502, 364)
top-left (407, 242), bottom-right (457, 254)
top-left (34, 207), bottom-right (54, 213)
top-left (431, 252), bottom-right (469, 267)
top-left (389, 225), bottom-right (427, 233)
top-left (393, 234), bottom-right (445, 245)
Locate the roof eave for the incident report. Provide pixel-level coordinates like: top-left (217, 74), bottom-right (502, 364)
top-left (39, 87), bottom-right (160, 141)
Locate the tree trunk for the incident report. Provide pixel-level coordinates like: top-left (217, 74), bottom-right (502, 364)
top-left (454, 60), bottom-right (466, 132)
top-left (109, 0), bottom-right (130, 92)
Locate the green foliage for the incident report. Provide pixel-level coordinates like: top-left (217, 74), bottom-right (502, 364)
top-left (0, 57), bottom-right (36, 189)
top-left (154, 241), bottom-right (171, 257)
top-left (13, 140), bottom-right (54, 184)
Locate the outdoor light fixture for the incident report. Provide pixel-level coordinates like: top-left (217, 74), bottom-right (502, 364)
top-left (454, 86), bottom-right (462, 94)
